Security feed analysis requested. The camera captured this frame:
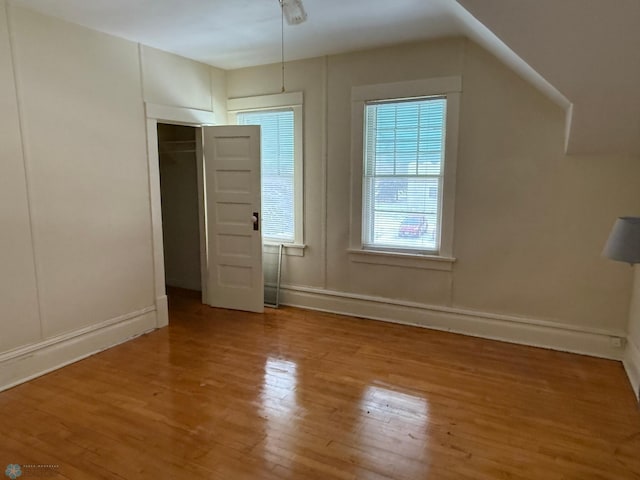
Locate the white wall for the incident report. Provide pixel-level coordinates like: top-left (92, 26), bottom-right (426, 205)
top-left (9, 5), bottom-right (154, 337)
top-left (630, 269), bottom-right (640, 351)
top-left (0, 2), bottom-right (220, 389)
top-left (227, 38), bottom-right (640, 357)
top-left (324, 39), bottom-right (464, 303)
top-left (453, 42), bottom-right (638, 331)
top-left (0, 1), bottom-right (40, 353)
top-left (210, 66), bottom-right (227, 125)
top-left (142, 45), bottom-right (213, 112)
top-left (625, 267), bottom-right (640, 400)
top-left (227, 56), bottom-right (327, 288)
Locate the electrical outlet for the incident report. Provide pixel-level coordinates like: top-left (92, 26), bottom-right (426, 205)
top-left (610, 337), bottom-right (624, 348)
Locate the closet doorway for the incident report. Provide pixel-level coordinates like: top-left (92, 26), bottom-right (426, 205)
top-left (157, 124), bottom-right (202, 293)
top-left (145, 104), bottom-right (264, 327)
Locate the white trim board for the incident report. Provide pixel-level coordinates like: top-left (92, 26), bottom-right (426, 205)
top-left (351, 76), bottom-right (462, 102)
top-left (227, 91), bottom-right (303, 112)
top-left (623, 337), bottom-right (640, 402)
top-left (0, 308), bottom-right (157, 393)
top-left (156, 295), bottom-right (168, 329)
top-left (145, 103), bottom-right (216, 125)
top-left (279, 285), bottom-right (626, 361)
top-left (145, 104), bottom-right (214, 326)
top-left (349, 77), bottom-right (460, 259)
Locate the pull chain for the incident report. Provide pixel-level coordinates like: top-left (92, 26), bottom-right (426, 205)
top-left (280, 0), bottom-right (285, 93)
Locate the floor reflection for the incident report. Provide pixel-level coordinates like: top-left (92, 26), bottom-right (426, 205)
top-left (358, 384), bottom-right (430, 478)
top-left (260, 358), bottom-right (299, 470)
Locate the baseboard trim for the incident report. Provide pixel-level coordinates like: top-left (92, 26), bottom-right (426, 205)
top-left (623, 337), bottom-right (640, 401)
top-left (0, 307), bottom-right (157, 392)
top-left (280, 285), bottom-right (625, 360)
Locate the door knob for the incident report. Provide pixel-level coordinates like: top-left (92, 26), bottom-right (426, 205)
top-left (252, 212), bottom-right (259, 231)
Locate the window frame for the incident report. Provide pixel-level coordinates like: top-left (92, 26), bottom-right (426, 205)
top-left (349, 77), bottom-right (461, 267)
top-left (228, 92), bottom-right (304, 252)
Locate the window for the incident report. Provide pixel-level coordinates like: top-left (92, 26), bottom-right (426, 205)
top-left (237, 109), bottom-right (295, 242)
top-left (228, 92), bottom-right (303, 249)
top-left (350, 77), bottom-right (460, 265)
top-left (363, 97), bottom-right (446, 252)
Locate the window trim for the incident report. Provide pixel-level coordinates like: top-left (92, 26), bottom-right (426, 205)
top-left (350, 77), bottom-right (461, 262)
top-left (228, 92), bottom-right (304, 249)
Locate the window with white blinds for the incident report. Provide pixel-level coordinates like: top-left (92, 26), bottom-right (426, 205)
top-left (237, 109), bottom-right (295, 242)
top-left (363, 97), bottom-right (447, 252)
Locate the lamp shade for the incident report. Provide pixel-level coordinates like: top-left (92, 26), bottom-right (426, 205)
top-left (603, 217), bottom-right (640, 264)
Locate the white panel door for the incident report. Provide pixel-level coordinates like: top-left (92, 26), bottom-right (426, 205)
top-left (203, 125), bottom-right (263, 313)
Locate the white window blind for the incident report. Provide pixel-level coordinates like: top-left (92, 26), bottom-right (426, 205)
top-left (238, 109), bottom-right (295, 242)
top-left (363, 97), bottom-right (447, 252)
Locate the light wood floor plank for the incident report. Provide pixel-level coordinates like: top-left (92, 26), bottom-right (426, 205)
top-left (0, 287), bottom-right (639, 479)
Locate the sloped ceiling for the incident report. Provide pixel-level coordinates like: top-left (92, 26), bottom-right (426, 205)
top-left (8, 0), bottom-right (640, 155)
top-left (456, 0), bottom-right (640, 156)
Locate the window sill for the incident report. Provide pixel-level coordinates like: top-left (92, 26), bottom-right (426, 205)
top-left (348, 248), bottom-right (455, 271)
top-left (263, 242), bottom-right (306, 257)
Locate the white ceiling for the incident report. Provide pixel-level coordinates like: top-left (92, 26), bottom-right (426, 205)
top-left (8, 0), bottom-right (465, 69)
top-left (7, 0), bottom-right (640, 156)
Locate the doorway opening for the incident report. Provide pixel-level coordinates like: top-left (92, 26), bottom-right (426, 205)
top-left (157, 123), bottom-right (202, 296)
top-left (147, 110), bottom-right (265, 324)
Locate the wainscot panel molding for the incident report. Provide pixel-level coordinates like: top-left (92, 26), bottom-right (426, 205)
top-left (0, 307), bottom-right (156, 392)
top-left (280, 285), bottom-right (626, 361)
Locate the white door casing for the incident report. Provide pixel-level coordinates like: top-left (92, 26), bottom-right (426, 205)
top-left (202, 125), bottom-right (264, 313)
top-left (145, 103), bottom-right (217, 328)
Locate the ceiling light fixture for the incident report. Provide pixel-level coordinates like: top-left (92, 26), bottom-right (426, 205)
top-left (278, 0), bottom-right (307, 92)
top-left (281, 0), bottom-right (308, 26)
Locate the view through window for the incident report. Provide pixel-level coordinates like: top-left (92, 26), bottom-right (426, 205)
top-left (238, 109), bottom-right (295, 242)
top-left (362, 97), bottom-right (447, 252)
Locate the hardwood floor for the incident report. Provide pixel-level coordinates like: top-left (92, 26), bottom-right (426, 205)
top-left (1, 288), bottom-right (639, 479)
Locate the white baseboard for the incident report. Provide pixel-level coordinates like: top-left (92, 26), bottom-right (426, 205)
top-left (2, 288), bottom-right (633, 398)
top-left (280, 285), bottom-right (626, 360)
top-left (623, 337), bottom-right (640, 402)
top-left (0, 307), bottom-right (157, 392)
